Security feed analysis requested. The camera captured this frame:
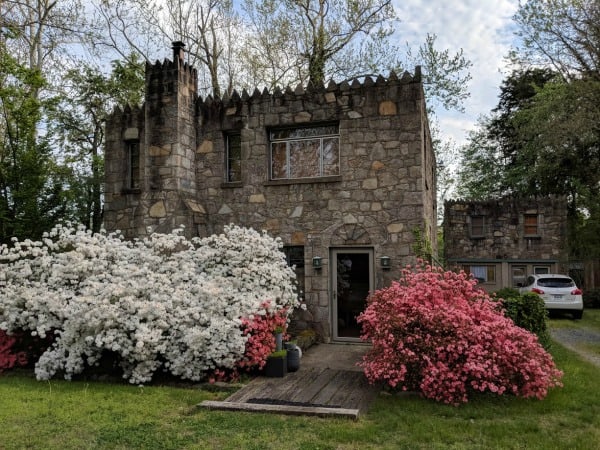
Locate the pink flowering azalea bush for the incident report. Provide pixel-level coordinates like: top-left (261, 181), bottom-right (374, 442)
top-left (357, 263), bottom-right (563, 405)
top-left (238, 303), bottom-right (289, 371)
top-left (0, 330), bottom-right (28, 373)
top-left (0, 224), bottom-right (301, 384)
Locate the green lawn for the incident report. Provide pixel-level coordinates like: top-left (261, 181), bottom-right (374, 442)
top-left (2, 314), bottom-right (600, 450)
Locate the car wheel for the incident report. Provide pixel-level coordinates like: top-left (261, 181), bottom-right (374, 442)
top-left (573, 310), bottom-right (583, 320)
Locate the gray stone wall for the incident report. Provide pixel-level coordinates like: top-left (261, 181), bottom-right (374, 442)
top-left (444, 196), bottom-right (567, 261)
top-left (104, 49), bottom-right (437, 341)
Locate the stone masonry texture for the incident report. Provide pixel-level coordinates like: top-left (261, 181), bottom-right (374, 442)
top-left (104, 44), bottom-right (437, 341)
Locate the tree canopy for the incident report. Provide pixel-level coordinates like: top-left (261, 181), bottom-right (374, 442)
top-left (1, 0), bottom-right (473, 241)
top-left (458, 0), bottom-right (600, 259)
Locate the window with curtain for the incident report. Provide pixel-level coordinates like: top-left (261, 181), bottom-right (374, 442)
top-left (463, 265), bottom-right (496, 283)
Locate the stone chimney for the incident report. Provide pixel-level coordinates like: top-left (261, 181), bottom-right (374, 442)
top-left (172, 41), bottom-right (185, 63)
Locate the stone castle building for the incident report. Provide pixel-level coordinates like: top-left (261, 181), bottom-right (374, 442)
top-left (444, 196), bottom-right (568, 291)
top-left (104, 42), bottom-right (437, 342)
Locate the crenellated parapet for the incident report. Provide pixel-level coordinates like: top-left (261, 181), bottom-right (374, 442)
top-left (195, 68), bottom-right (423, 123)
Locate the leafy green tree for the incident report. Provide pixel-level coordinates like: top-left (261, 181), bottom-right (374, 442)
top-left (48, 54), bottom-right (145, 233)
top-left (511, 78), bottom-right (600, 258)
top-left (0, 41), bottom-right (69, 243)
top-left (457, 68), bottom-right (556, 199)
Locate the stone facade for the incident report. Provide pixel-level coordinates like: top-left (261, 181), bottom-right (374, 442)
top-left (444, 196), bottom-right (568, 291)
top-left (104, 43), bottom-right (437, 341)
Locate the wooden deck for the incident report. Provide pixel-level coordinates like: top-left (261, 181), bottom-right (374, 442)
top-left (199, 344), bottom-right (379, 419)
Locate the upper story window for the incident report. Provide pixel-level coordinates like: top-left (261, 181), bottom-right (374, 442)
top-left (470, 215), bottom-right (485, 238)
top-left (524, 214), bottom-right (539, 236)
top-left (126, 141), bottom-right (140, 190)
top-left (225, 133), bottom-right (241, 183)
top-left (270, 124), bottom-right (339, 180)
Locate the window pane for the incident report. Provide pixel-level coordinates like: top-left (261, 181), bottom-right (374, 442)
top-left (127, 142), bottom-right (140, 189)
top-left (471, 216), bottom-right (485, 236)
top-left (289, 139), bottom-right (319, 178)
top-left (470, 266), bottom-right (487, 282)
top-left (538, 277), bottom-right (574, 288)
top-left (512, 266), bottom-right (526, 287)
top-left (271, 142), bottom-right (288, 179)
top-left (270, 124), bottom-right (339, 180)
top-left (465, 265), bottom-right (495, 283)
top-left (226, 134), bottom-right (241, 182)
top-left (524, 214), bottom-right (538, 235)
top-left (322, 138), bottom-right (339, 175)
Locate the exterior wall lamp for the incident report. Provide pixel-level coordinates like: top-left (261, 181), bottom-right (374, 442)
top-left (312, 256), bottom-right (323, 269)
top-left (380, 256), bottom-right (391, 269)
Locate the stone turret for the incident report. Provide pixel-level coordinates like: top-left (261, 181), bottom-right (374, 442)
top-left (145, 41), bottom-right (198, 194)
top-left (104, 42), bottom-right (201, 238)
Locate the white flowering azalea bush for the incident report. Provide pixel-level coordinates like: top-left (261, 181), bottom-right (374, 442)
top-left (0, 224), bottom-right (300, 384)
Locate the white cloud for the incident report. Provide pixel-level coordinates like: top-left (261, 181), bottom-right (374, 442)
top-left (392, 0), bottom-right (520, 146)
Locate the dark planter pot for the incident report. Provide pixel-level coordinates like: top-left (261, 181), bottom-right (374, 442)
top-left (286, 347), bottom-right (300, 372)
top-left (264, 356), bottom-right (287, 377)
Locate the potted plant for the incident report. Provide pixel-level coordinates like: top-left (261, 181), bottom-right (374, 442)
top-left (274, 326), bottom-right (284, 352)
top-left (264, 349), bottom-right (287, 377)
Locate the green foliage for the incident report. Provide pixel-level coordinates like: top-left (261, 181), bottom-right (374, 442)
top-left (48, 54), bottom-right (145, 233)
top-left (458, 63), bottom-right (600, 261)
top-left (2, 328), bottom-right (600, 449)
top-left (408, 33), bottom-right (473, 112)
top-left (457, 68), bottom-right (557, 199)
top-left (269, 349), bottom-right (287, 358)
top-left (498, 291), bottom-right (551, 349)
top-left (411, 226), bottom-right (434, 263)
top-left (0, 41), bottom-right (69, 243)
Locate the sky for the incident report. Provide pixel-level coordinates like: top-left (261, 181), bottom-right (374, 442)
top-left (393, 0), bottom-right (520, 147)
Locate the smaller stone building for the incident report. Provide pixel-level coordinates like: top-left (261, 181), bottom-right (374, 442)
top-left (104, 42), bottom-right (437, 342)
top-left (444, 196), bottom-right (568, 291)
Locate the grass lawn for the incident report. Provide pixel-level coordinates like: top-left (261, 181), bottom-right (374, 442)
top-left (1, 314), bottom-right (600, 449)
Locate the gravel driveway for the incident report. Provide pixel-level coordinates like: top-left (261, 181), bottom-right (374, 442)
top-left (550, 328), bottom-right (600, 368)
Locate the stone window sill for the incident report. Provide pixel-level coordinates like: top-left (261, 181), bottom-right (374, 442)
top-left (221, 182), bottom-right (243, 188)
top-left (469, 235), bottom-right (485, 240)
top-left (264, 175), bottom-right (342, 186)
top-left (121, 188), bottom-right (141, 195)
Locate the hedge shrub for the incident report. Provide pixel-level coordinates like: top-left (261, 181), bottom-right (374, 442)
top-left (358, 263), bottom-right (563, 405)
top-left (0, 224), bottom-right (301, 384)
top-left (495, 288), bottom-right (551, 349)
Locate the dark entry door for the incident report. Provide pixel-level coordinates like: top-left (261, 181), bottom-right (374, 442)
top-left (332, 249), bottom-right (374, 341)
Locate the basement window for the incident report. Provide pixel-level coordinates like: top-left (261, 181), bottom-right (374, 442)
top-left (463, 265), bottom-right (496, 284)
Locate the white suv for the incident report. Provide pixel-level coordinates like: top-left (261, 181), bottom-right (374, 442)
top-left (519, 274), bottom-right (583, 319)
